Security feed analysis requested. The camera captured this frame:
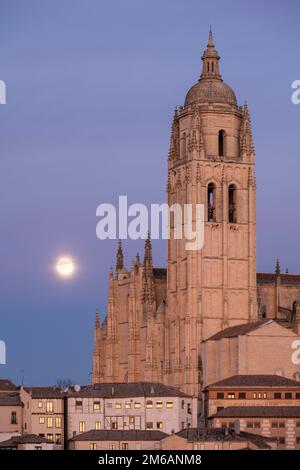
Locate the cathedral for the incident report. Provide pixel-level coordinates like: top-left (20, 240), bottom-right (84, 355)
top-left (92, 30), bottom-right (300, 397)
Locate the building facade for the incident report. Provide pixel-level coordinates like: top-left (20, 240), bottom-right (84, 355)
top-left (92, 30), bottom-right (300, 398)
top-left (66, 382), bottom-right (197, 440)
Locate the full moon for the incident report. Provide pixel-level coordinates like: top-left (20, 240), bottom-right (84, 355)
top-left (56, 257), bottom-right (75, 278)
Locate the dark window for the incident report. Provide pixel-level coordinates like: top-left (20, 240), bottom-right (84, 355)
top-left (278, 437), bottom-right (285, 445)
top-left (217, 407), bottom-right (224, 412)
top-left (207, 183), bottom-right (216, 222)
top-left (296, 393), bottom-right (300, 399)
top-left (181, 400), bottom-right (185, 409)
top-left (274, 393), bottom-right (281, 399)
top-left (217, 392), bottom-right (224, 399)
top-left (218, 130), bottom-right (225, 156)
top-left (254, 422), bottom-right (261, 428)
top-left (296, 437), bottom-right (300, 444)
top-left (228, 184), bottom-right (237, 223)
top-left (271, 422), bottom-right (278, 428)
top-left (247, 422), bottom-right (254, 428)
top-left (11, 412), bottom-right (17, 424)
top-left (285, 393), bottom-right (292, 399)
top-left (238, 393), bottom-right (246, 399)
top-left (278, 422), bottom-right (285, 428)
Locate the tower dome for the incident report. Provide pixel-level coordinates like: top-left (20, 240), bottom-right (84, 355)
top-left (184, 29), bottom-right (237, 108)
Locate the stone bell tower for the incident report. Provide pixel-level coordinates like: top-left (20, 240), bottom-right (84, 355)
top-left (164, 29), bottom-right (257, 396)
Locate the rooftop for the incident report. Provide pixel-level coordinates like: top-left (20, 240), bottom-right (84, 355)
top-left (70, 429), bottom-right (167, 442)
top-left (212, 406), bottom-right (300, 418)
top-left (0, 434), bottom-right (52, 447)
top-left (175, 428), bottom-right (272, 449)
top-left (70, 382), bottom-right (191, 399)
top-left (0, 393), bottom-right (23, 406)
top-left (0, 379), bottom-right (17, 392)
top-left (205, 375), bottom-right (300, 389)
top-left (206, 320), bottom-right (271, 341)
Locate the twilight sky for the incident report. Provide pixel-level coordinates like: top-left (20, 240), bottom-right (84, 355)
top-left (0, 0), bottom-right (299, 386)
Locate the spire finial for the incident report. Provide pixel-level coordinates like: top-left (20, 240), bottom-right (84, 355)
top-left (200, 28), bottom-right (221, 81)
top-left (275, 259), bottom-right (281, 276)
top-left (208, 25), bottom-right (214, 47)
top-left (116, 239), bottom-right (124, 271)
top-left (95, 309), bottom-right (100, 327)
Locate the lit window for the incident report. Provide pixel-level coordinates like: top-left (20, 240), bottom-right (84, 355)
top-left (125, 402), bottom-right (131, 409)
top-left (47, 417), bottom-right (53, 428)
top-left (227, 393), bottom-right (235, 399)
top-left (109, 444), bottom-right (116, 450)
top-left (95, 421), bottom-right (101, 430)
top-left (38, 401), bottom-right (43, 409)
top-left (115, 402), bottom-right (122, 409)
top-left (93, 401), bottom-right (100, 412)
top-left (39, 417), bottom-right (45, 424)
top-left (258, 392), bottom-right (262, 399)
top-left (166, 401), bottom-right (174, 408)
top-left (79, 421), bottom-right (85, 432)
top-left (47, 434), bottom-right (53, 441)
top-left (157, 421), bottom-right (163, 429)
top-left (111, 422), bottom-right (118, 430)
top-left (134, 402), bottom-right (141, 409)
top-left (129, 417), bottom-right (135, 424)
top-left (122, 443), bottom-right (128, 450)
top-left (55, 417), bottom-right (61, 428)
top-left (90, 443), bottom-right (97, 450)
top-left (46, 401), bottom-right (53, 413)
top-left (156, 401), bottom-right (163, 408)
top-left (146, 400), bottom-right (153, 408)
top-left (253, 393), bottom-right (257, 399)
top-left (263, 393), bottom-right (267, 399)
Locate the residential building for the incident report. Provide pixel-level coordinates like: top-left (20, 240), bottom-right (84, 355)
top-left (66, 382), bottom-right (197, 440)
top-left (19, 386), bottom-right (64, 449)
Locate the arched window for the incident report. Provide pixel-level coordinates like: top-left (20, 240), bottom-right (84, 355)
top-left (207, 183), bottom-right (216, 222)
top-left (218, 130), bottom-right (225, 157)
top-left (211, 62), bottom-right (214, 73)
top-left (228, 184), bottom-right (237, 223)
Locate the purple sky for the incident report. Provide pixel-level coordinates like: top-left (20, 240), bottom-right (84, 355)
top-left (0, 0), bottom-right (299, 386)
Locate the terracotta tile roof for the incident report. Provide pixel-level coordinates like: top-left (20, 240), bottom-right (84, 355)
top-left (212, 406), bottom-right (300, 418)
top-left (0, 379), bottom-right (17, 391)
top-left (23, 386), bottom-right (64, 398)
top-left (70, 382), bottom-right (191, 398)
top-left (0, 393), bottom-right (23, 406)
top-left (0, 434), bottom-right (52, 447)
top-left (175, 428), bottom-right (271, 448)
top-left (70, 429), bottom-right (167, 442)
top-left (206, 320), bottom-right (271, 341)
top-left (205, 375), bottom-right (300, 389)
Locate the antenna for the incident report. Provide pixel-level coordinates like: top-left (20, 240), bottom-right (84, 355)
top-left (21, 369), bottom-right (24, 386)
